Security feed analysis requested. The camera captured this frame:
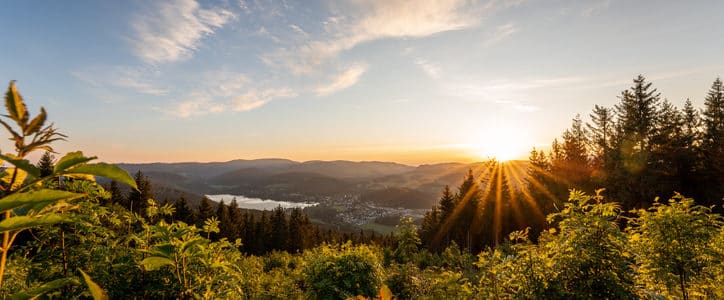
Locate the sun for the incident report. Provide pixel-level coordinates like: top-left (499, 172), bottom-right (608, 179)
top-left (467, 123), bottom-right (531, 162)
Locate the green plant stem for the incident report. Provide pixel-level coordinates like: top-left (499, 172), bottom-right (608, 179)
top-left (0, 165), bottom-right (20, 289)
top-left (0, 210), bottom-right (9, 288)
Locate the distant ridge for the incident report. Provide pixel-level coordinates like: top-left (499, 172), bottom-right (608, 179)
top-left (116, 158), bottom-right (528, 210)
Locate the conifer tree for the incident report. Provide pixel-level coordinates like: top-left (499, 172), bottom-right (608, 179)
top-left (614, 75), bottom-right (662, 206)
top-left (215, 200), bottom-right (229, 237)
top-left (173, 197), bottom-right (195, 224)
top-left (561, 115), bottom-right (591, 189)
top-left (226, 198), bottom-right (241, 239)
top-left (107, 180), bottom-right (126, 207)
top-left (702, 78), bottom-right (724, 201)
top-left (197, 196), bottom-right (214, 224)
top-left (269, 206), bottom-right (288, 251)
top-left (616, 75), bottom-right (661, 152)
top-left (37, 151), bottom-right (55, 177)
top-left (242, 212), bottom-right (256, 253)
top-left (127, 170), bottom-right (152, 214)
top-left (287, 208), bottom-right (305, 253)
top-left (587, 105), bottom-right (616, 184)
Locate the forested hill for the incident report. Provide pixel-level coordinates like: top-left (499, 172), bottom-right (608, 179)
top-left (115, 159), bottom-right (530, 209)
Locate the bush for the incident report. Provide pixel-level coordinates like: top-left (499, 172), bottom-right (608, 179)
top-left (302, 242), bottom-right (383, 299)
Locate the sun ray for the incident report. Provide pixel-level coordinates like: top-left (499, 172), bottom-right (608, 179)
top-left (432, 160), bottom-right (495, 247)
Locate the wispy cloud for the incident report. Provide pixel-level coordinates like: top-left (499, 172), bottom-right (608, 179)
top-left (482, 23), bottom-right (518, 47)
top-left (231, 88), bottom-right (297, 111)
top-left (164, 71), bottom-right (296, 118)
top-left (168, 95), bottom-right (225, 118)
top-left (289, 24), bottom-right (309, 37)
top-left (71, 66), bottom-right (168, 96)
top-left (264, 0), bottom-right (492, 74)
top-left (130, 0), bottom-right (236, 64)
top-left (315, 64), bottom-right (368, 96)
top-left (414, 59), bottom-right (441, 79)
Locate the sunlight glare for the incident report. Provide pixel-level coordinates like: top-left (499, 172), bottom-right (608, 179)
top-left (468, 123), bottom-right (530, 162)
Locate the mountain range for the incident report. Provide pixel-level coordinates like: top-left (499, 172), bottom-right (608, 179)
top-left (116, 159), bottom-right (529, 210)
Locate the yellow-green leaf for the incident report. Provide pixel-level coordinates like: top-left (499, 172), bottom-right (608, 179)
top-left (0, 189), bottom-right (85, 212)
top-left (10, 277), bottom-right (77, 300)
top-left (1, 168), bottom-right (27, 191)
top-left (79, 269), bottom-right (109, 300)
top-left (0, 153), bottom-right (40, 178)
top-left (62, 163), bottom-right (137, 190)
top-left (24, 107), bottom-right (46, 135)
top-left (54, 151), bottom-right (95, 173)
top-left (5, 81), bottom-right (29, 127)
top-left (140, 256), bottom-right (175, 271)
top-left (0, 214), bottom-right (66, 232)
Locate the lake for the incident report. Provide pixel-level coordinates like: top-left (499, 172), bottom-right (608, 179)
top-left (205, 194), bottom-right (319, 211)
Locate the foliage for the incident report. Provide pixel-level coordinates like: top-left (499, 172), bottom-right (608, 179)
top-left (302, 242), bottom-right (384, 299)
top-left (0, 82), bottom-right (136, 296)
top-left (627, 194), bottom-right (724, 299)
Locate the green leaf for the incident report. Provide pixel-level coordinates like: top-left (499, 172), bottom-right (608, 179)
top-left (10, 277), bottom-right (77, 300)
top-left (79, 269), bottom-right (109, 300)
top-left (140, 256), bottom-right (175, 271)
top-left (54, 151), bottom-right (95, 173)
top-left (0, 189), bottom-right (85, 212)
top-left (0, 153), bottom-right (40, 178)
top-left (0, 214), bottom-right (66, 232)
top-left (61, 162), bottom-right (137, 190)
top-left (1, 168), bottom-right (27, 191)
top-left (5, 81), bottom-right (29, 128)
top-left (24, 107), bottom-right (46, 135)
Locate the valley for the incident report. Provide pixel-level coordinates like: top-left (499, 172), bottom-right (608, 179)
top-left (117, 159), bottom-right (529, 232)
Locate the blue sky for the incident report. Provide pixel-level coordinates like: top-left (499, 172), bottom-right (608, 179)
top-left (1, 0), bottom-right (722, 164)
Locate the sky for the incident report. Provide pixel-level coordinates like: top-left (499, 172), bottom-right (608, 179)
top-left (0, 0), bottom-right (723, 165)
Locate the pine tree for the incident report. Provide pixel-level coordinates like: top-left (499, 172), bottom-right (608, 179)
top-left (269, 206), bottom-right (288, 251)
top-left (215, 200), bottom-right (229, 238)
top-left (614, 75), bottom-right (661, 206)
top-left (127, 171), bottom-right (152, 214)
top-left (37, 151), bottom-right (55, 177)
top-left (420, 206), bottom-right (441, 251)
top-left (197, 196), bottom-right (214, 225)
top-left (173, 197), bottom-right (196, 224)
top-left (254, 211), bottom-right (269, 255)
top-left (561, 115), bottom-right (591, 189)
top-left (701, 78), bottom-right (724, 201)
top-left (650, 100), bottom-right (686, 195)
top-left (587, 105), bottom-right (616, 183)
top-left (226, 198), bottom-right (241, 239)
top-left (616, 75), bottom-right (661, 152)
top-left (107, 180), bottom-right (126, 206)
top-left (242, 212), bottom-right (255, 253)
top-left (455, 169), bottom-right (480, 252)
top-left (287, 208), bottom-right (305, 253)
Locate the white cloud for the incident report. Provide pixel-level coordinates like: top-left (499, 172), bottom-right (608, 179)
top-left (289, 24), bottom-right (309, 37)
top-left (164, 72), bottom-right (296, 117)
top-left (265, 0), bottom-right (490, 74)
top-left (130, 0), bottom-right (236, 64)
top-left (231, 88), bottom-right (297, 111)
top-left (71, 66), bottom-right (169, 96)
top-left (482, 23), bottom-right (518, 47)
top-left (414, 59), bottom-right (441, 79)
top-left (168, 96), bottom-right (225, 118)
top-left (315, 64), bottom-right (368, 96)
